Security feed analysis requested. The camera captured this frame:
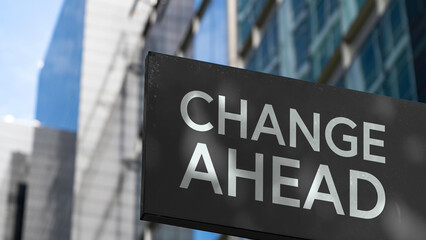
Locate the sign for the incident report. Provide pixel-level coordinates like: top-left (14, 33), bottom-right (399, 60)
top-left (141, 52), bottom-right (426, 240)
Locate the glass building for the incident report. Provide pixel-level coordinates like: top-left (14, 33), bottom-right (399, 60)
top-left (35, 0), bottom-right (85, 132)
top-left (237, 0), bottom-right (424, 103)
top-left (34, 0), bottom-right (153, 239)
top-left (0, 120), bottom-right (76, 240)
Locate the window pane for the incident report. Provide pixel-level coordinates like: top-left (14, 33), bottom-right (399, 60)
top-left (292, 0), bottom-right (305, 17)
top-left (360, 37), bottom-right (378, 88)
top-left (294, 17), bottom-right (310, 69)
top-left (329, 0), bottom-right (339, 15)
top-left (377, 21), bottom-right (390, 61)
top-left (356, 0), bottom-right (366, 9)
top-left (390, 2), bottom-right (403, 44)
top-left (237, 0), bottom-right (267, 49)
top-left (316, 0), bottom-right (325, 33)
top-left (396, 51), bottom-right (412, 99)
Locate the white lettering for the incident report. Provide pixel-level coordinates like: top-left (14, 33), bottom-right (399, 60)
top-left (272, 156), bottom-right (300, 208)
top-left (303, 164), bottom-right (345, 215)
top-left (180, 143), bottom-right (223, 194)
top-left (325, 117), bottom-right (357, 158)
top-left (251, 104), bottom-right (285, 146)
top-left (228, 149), bottom-right (264, 201)
top-left (180, 91), bottom-right (213, 132)
top-left (350, 170), bottom-right (386, 219)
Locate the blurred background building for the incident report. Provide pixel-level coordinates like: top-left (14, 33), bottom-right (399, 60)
top-left (0, 120), bottom-right (76, 240)
top-left (1, 0), bottom-right (425, 240)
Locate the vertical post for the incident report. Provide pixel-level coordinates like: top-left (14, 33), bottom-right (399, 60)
top-left (227, 0), bottom-right (241, 67)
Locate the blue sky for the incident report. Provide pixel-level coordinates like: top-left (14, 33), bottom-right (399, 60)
top-left (0, 0), bottom-right (64, 120)
top-left (194, 230), bottom-right (220, 240)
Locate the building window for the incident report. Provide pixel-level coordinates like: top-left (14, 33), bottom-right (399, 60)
top-left (360, 36), bottom-right (379, 89)
top-left (294, 16), bottom-right (311, 69)
top-left (390, 1), bottom-right (403, 44)
top-left (237, 0), bottom-right (267, 50)
top-left (246, 11), bottom-right (279, 75)
top-left (356, 0), bottom-right (366, 8)
top-left (396, 51), bottom-right (413, 100)
top-left (313, 0), bottom-right (340, 36)
top-left (292, 0), bottom-right (306, 18)
top-left (316, 0), bottom-right (326, 33)
top-left (377, 19), bottom-right (391, 61)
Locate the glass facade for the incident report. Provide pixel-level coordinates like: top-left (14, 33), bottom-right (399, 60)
top-left (246, 10), bottom-right (280, 75)
top-left (405, 0), bottom-right (426, 102)
top-left (35, 0), bottom-right (85, 132)
top-left (238, 0), bottom-right (422, 103)
top-left (237, 0), bottom-right (267, 50)
top-left (339, 0), bottom-right (417, 101)
top-left (193, 0), bottom-right (228, 65)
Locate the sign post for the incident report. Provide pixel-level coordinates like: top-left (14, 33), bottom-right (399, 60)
top-left (141, 52), bottom-right (426, 240)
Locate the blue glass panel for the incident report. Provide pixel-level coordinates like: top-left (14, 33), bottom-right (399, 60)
top-left (360, 36), bottom-right (378, 89)
top-left (292, 0), bottom-right (306, 17)
top-left (390, 1), bottom-right (403, 44)
top-left (377, 20), bottom-right (390, 61)
top-left (193, 0), bottom-right (228, 65)
top-left (194, 0), bottom-right (203, 12)
top-left (356, 0), bottom-right (366, 8)
top-left (294, 16), bottom-right (310, 69)
top-left (193, 230), bottom-right (220, 240)
top-left (382, 76), bottom-right (395, 97)
top-left (332, 22), bottom-right (341, 48)
top-left (237, 0), bottom-right (267, 49)
top-left (396, 51), bottom-right (412, 100)
top-left (246, 11), bottom-right (279, 75)
top-left (35, 0), bottom-right (85, 132)
top-left (329, 0), bottom-right (339, 14)
top-left (336, 77), bottom-right (345, 88)
top-left (316, 0), bottom-right (325, 33)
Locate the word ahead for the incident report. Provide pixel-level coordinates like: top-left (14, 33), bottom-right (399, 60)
top-left (141, 52), bottom-right (426, 240)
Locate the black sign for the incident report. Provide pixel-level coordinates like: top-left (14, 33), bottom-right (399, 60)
top-left (141, 52), bottom-right (426, 240)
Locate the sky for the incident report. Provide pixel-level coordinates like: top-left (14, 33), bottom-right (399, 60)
top-left (0, 0), bottom-right (64, 120)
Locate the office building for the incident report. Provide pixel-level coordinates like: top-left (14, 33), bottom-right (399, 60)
top-left (236, 0), bottom-right (423, 102)
top-left (34, 0), bottom-right (153, 239)
top-left (72, 0), bottom-right (149, 239)
top-left (0, 120), bottom-right (76, 240)
top-left (35, 0), bottom-right (85, 132)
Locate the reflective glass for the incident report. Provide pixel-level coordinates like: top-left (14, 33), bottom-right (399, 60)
top-left (377, 20), bottom-right (390, 61)
top-left (316, 0), bottom-right (325, 33)
top-left (396, 51), bottom-right (412, 100)
top-left (35, 0), bottom-right (85, 132)
top-left (194, 0), bottom-right (228, 65)
top-left (360, 36), bottom-right (378, 89)
top-left (246, 11), bottom-right (279, 74)
top-left (390, 1), bottom-right (403, 43)
top-left (237, 0), bottom-right (267, 49)
top-left (294, 17), bottom-right (310, 69)
top-left (292, 0), bottom-right (306, 17)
